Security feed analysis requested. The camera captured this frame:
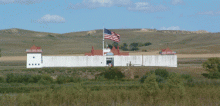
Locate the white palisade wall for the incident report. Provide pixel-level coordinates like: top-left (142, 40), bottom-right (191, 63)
top-left (26, 54), bottom-right (177, 68)
top-left (42, 56), bottom-right (106, 67)
top-left (114, 55), bottom-right (143, 66)
top-left (26, 53), bottom-right (43, 68)
top-left (143, 55), bottom-right (177, 67)
top-left (114, 55), bottom-right (177, 67)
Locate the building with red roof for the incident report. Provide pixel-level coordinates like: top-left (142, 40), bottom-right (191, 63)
top-left (85, 46), bottom-right (129, 56)
top-left (26, 45), bottom-right (43, 68)
top-left (160, 47), bottom-right (176, 55)
top-left (26, 45), bottom-right (42, 53)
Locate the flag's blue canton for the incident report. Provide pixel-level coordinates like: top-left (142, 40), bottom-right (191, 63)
top-left (104, 28), bottom-right (111, 35)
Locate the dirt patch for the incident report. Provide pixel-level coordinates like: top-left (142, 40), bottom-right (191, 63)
top-left (177, 54), bottom-right (220, 58)
top-left (0, 56), bottom-right (27, 61)
top-left (87, 30), bottom-right (96, 34)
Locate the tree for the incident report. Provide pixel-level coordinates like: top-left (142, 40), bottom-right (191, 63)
top-left (107, 42), bottom-right (118, 49)
top-left (120, 43), bottom-right (128, 51)
top-left (112, 42), bottom-right (118, 48)
top-left (202, 58), bottom-right (220, 79)
top-left (108, 44), bottom-right (113, 49)
top-left (143, 72), bottom-right (161, 104)
top-left (166, 72), bottom-right (185, 100)
top-left (144, 42), bottom-right (152, 46)
top-left (129, 42), bottom-right (139, 51)
top-left (202, 57), bottom-right (220, 72)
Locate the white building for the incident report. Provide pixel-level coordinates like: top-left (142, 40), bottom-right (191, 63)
top-left (26, 45), bottom-right (177, 68)
top-left (26, 45), bottom-right (43, 68)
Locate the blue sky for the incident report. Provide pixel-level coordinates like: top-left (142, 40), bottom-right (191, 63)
top-left (0, 0), bottom-right (220, 33)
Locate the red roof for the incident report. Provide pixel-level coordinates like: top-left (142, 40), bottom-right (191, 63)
top-left (85, 46), bottom-right (129, 56)
top-left (162, 47), bottom-right (172, 52)
top-left (30, 45), bottom-right (41, 50)
top-left (26, 45), bottom-right (42, 53)
top-left (161, 47), bottom-right (176, 55)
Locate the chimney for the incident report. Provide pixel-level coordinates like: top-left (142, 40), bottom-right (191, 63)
top-left (91, 46), bottom-right (94, 54)
top-left (117, 46), bottom-right (120, 54)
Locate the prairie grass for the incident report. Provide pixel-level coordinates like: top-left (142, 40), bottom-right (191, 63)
top-left (0, 66), bottom-right (219, 105)
top-left (0, 82), bottom-right (219, 106)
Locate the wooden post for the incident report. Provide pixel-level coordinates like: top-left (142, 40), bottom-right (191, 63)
top-left (142, 54), bottom-right (143, 66)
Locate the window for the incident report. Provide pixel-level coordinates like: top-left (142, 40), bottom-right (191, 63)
top-left (33, 56), bottom-right (35, 59)
top-left (38, 63), bottom-right (40, 65)
top-left (32, 64), bottom-right (34, 65)
top-left (35, 64), bottom-right (37, 65)
top-left (29, 64), bottom-right (31, 65)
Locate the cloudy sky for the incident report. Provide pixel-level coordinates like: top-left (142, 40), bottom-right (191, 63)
top-left (0, 0), bottom-right (219, 33)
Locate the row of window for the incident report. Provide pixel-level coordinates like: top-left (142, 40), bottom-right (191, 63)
top-left (29, 63), bottom-right (40, 66)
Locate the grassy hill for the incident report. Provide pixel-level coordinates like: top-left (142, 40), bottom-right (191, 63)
top-left (0, 28), bottom-right (220, 56)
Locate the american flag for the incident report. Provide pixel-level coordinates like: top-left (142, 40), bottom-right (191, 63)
top-left (104, 28), bottom-right (120, 42)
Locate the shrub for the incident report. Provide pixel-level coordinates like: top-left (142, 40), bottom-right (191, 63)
top-left (155, 75), bottom-right (166, 84)
top-left (181, 74), bottom-right (191, 79)
top-left (6, 73), bottom-right (17, 83)
top-left (29, 75), bottom-right (42, 83)
top-left (22, 74), bottom-right (32, 83)
top-left (208, 71), bottom-right (220, 79)
top-left (144, 42), bottom-right (152, 46)
top-left (181, 74), bottom-right (193, 83)
top-left (41, 74), bottom-right (53, 83)
top-left (103, 67), bottom-right (124, 80)
top-left (56, 75), bottom-right (66, 84)
top-left (139, 70), bottom-right (155, 83)
top-left (155, 69), bottom-right (169, 79)
top-left (0, 76), bottom-right (5, 83)
top-left (165, 72), bottom-right (185, 100)
top-left (134, 75), bottom-right (139, 79)
top-left (202, 57), bottom-right (220, 72)
top-left (143, 72), bottom-right (160, 104)
top-left (38, 78), bottom-right (50, 85)
top-left (140, 70), bottom-right (168, 83)
top-left (144, 73), bottom-right (160, 93)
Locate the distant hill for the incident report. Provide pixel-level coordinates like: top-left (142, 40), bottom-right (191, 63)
top-left (140, 28), bottom-right (209, 34)
top-left (0, 28), bottom-right (220, 56)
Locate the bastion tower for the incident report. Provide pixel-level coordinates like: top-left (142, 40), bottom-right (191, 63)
top-left (26, 45), bottom-right (43, 68)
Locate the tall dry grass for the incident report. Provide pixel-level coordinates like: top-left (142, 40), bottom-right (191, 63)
top-left (0, 81), bottom-right (219, 106)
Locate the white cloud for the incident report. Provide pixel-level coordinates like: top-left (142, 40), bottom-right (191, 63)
top-left (159, 26), bottom-right (180, 30)
top-left (68, 0), bottom-right (169, 13)
top-left (0, 0), bottom-right (48, 4)
top-left (68, 0), bottom-right (132, 9)
top-left (37, 14), bottom-right (65, 23)
top-left (170, 0), bottom-right (185, 5)
top-left (127, 2), bottom-right (169, 13)
top-left (197, 11), bottom-right (220, 15)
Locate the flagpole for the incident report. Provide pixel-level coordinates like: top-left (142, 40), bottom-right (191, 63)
top-left (103, 26), bottom-right (104, 56)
